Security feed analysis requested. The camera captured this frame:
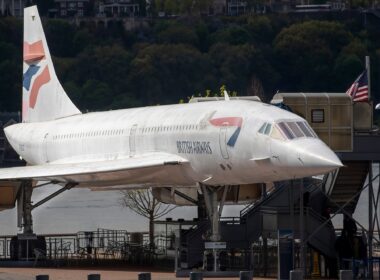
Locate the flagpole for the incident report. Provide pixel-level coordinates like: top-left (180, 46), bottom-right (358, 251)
top-left (366, 55), bottom-right (371, 101)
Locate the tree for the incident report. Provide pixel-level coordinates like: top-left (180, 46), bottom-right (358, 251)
top-left (45, 19), bottom-right (78, 57)
top-left (121, 189), bottom-right (176, 248)
top-left (273, 20), bottom-right (353, 91)
top-left (208, 43), bottom-right (257, 95)
top-left (247, 16), bottom-right (274, 44)
top-left (157, 25), bottom-right (199, 46)
top-left (128, 44), bottom-right (213, 105)
top-left (63, 44), bottom-right (132, 110)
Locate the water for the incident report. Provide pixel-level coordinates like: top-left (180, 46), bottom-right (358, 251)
top-left (0, 186), bottom-right (197, 234)
top-left (0, 185), bottom-right (242, 235)
top-left (0, 165), bottom-right (378, 235)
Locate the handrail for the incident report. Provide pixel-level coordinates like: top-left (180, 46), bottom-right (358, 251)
top-left (240, 183), bottom-right (286, 218)
top-left (240, 179), bottom-right (323, 221)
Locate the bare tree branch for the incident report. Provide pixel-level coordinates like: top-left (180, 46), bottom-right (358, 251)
top-left (120, 188), bottom-right (177, 246)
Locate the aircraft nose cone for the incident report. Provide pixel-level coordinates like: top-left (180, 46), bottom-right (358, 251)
top-left (299, 143), bottom-right (343, 175)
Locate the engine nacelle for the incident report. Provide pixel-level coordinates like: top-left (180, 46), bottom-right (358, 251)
top-left (152, 187), bottom-right (198, 206)
top-left (152, 183), bottom-right (271, 206)
top-left (0, 181), bottom-right (21, 211)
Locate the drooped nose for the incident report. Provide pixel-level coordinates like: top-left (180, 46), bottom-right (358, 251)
top-left (297, 141), bottom-right (343, 175)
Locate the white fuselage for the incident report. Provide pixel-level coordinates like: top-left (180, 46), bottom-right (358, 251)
top-left (5, 100), bottom-right (341, 187)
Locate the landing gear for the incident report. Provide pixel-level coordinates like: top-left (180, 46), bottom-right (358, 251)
top-left (11, 180), bottom-right (76, 261)
top-left (17, 180), bottom-right (33, 233)
top-left (200, 184), bottom-right (228, 272)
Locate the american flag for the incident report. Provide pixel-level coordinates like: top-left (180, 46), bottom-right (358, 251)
top-left (346, 70), bottom-right (369, 102)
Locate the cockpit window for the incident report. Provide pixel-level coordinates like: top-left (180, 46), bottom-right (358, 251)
top-left (270, 125), bottom-right (285, 140)
top-left (258, 123), bottom-right (266, 134)
top-left (296, 121), bottom-right (313, 137)
top-left (276, 121), bottom-right (318, 140)
top-left (258, 122), bottom-right (273, 136)
top-left (261, 120), bottom-right (317, 141)
top-left (277, 122), bottom-right (295, 139)
top-left (287, 122), bottom-right (303, 138)
top-left (264, 123), bottom-right (272, 135)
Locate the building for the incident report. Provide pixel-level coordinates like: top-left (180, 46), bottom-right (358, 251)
top-left (54, 0), bottom-right (91, 17)
top-left (227, 0), bottom-right (247, 15)
top-left (98, 0), bottom-right (139, 17)
top-left (0, 0), bottom-right (24, 16)
top-left (212, 0), bottom-right (226, 14)
top-left (265, 0), bottom-right (294, 12)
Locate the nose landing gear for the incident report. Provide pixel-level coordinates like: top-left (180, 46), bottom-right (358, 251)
top-left (200, 184), bottom-right (228, 272)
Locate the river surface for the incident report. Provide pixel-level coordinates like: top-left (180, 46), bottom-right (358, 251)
top-left (0, 168), bottom-right (378, 235)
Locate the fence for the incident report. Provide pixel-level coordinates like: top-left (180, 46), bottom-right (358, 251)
top-left (0, 229), bottom-right (161, 265)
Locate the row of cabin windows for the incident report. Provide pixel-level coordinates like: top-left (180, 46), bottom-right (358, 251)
top-left (141, 124), bottom-right (199, 133)
top-left (52, 124), bottom-right (200, 141)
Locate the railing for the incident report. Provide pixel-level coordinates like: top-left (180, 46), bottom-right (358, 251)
top-left (240, 179), bottom-right (324, 220)
top-left (240, 182), bottom-right (287, 218)
top-left (220, 216), bottom-right (241, 224)
top-left (322, 169), bottom-right (339, 195)
top-left (0, 235), bottom-right (12, 259)
top-left (0, 229), bottom-right (156, 263)
top-left (252, 238), bottom-right (278, 277)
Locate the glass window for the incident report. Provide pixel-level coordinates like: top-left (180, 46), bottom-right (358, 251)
top-left (305, 122), bottom-right (318, 138)
top-left (258, 123), bottom-right (266, 134)
top-left (311, 109), bottom-right (324, 123)
top-left (297, 122), bottom-right (313, 138)
top-left (287, 122), bottom-right (304, 138)
top-left (277, 122), bottom-right (295, 139)
top-left (264, 123), bottom-right (272, 135)
top-left (270, 126), bottom-right (285, 140)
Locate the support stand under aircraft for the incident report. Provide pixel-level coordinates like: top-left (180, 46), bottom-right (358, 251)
top-left (12, 180), bottom-right (76, 260)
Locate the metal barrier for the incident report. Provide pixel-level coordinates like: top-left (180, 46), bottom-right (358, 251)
top-left (239, 271), bottom-right (253, 280)
top-left (251, 238), bottom-right (278, 277)
top-left (0, 229), bottom-right (155, 264)
top-left (138, 272), bottom-right (151, 280)
top-left (189, 272), bottom-right (202, 280)
top-left (0, 236), bottom-right (11, 259)
top-left (339, 270), bottom-right (353, 280)
top-left (36, 276), bottom-right (49, 280)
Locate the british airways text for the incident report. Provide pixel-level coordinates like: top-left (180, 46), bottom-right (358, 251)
top-left (176, 141), bottom-right (212, 155)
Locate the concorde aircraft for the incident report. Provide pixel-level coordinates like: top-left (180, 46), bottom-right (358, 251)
top-left (0, 6), bottom-right (341, 237)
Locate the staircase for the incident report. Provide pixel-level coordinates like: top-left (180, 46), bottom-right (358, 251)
top-left (179, 180), bottom-right (340, 269)
top-left (239, 180), bottom-right (337, 258)
top-left (240, 183), bottom-right (288, 242)
top-left (325, 161), bottom-right (369, 214)
top-left (306, 208), bottom-right (336, 258)
top-left (180, 220), bottom-right (209, 269)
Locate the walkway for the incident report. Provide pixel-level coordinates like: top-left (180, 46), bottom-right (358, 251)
top-left (0, 268), bottom-right (273, 280)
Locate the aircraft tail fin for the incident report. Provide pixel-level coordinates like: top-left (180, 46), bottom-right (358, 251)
top-left (22, 5), bottom-right (81, 123)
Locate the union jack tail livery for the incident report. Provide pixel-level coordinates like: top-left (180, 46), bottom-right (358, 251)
top-left (345, 70), bottom-right (369, 102)
top-left (23, 6), bottom-right (80, 123)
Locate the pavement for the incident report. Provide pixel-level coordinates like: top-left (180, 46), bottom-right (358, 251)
top-left (0, 268), bottom-right (274, 280)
